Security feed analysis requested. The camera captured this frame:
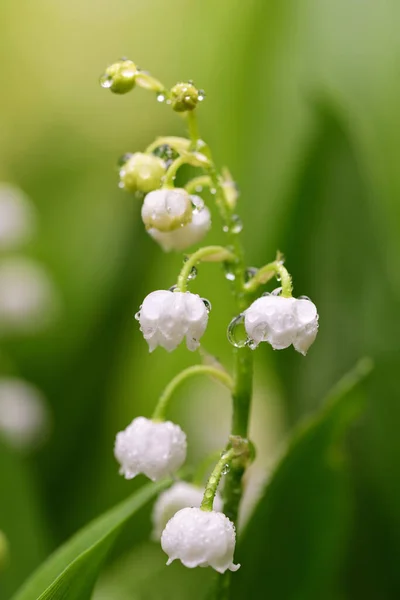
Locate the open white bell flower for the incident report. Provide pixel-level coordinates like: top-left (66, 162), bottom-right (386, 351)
top-left (138, 290), bottom-right (209, 352)
top-left (244, 295), bottom-right (318, 355)
top-left (0, 378), bottom-right (49, 450)
top-left (114, 417), bottom-right (187, 481)
top-left (161, 507), bottom-right (240, 573)
top-left (152, 482), bottom-right (223, 540)
top-left (0, 258), bottom-right (57, 334)
top-left (0, 184), bottom-right (35, 250)
top-left (148, 204), bottom-right (211, 251)
top-left (141, 188), bottom-right (193, 232)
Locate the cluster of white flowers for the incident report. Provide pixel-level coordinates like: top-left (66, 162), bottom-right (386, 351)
top-left (244, 294), bottom-right (319, 355)
top-left (114, 415), bottom-right (238, 573)
top-left (137, 289), bottom-right (209, 352)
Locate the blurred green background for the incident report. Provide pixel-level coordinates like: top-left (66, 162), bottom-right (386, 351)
top-left (1, 0), bottom-right (400, 598)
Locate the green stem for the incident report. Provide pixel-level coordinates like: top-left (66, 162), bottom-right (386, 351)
top-left (145, 136), bottom-right (191, 155)
top-left (185, 175), bottom-right (213, 194)
top-left (187, 110), bottom-right (200, 147)
top-left (176, 245), bottom-right (236, 292)
top-left (200, 448), bottom-right (235, 511)
top-left (244, 260), bottom-right (293, 297)
top-left (152, 365), bottom-right (234, 421)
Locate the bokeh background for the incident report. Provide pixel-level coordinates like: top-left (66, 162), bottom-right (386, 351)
top-left (1, 1), bottom-right (400, 598)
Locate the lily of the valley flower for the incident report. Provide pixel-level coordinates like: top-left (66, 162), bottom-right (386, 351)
top-left (138, 290), bottom-right (209, 352)
top-left (244, 295), bottom-right (318, 355)
top-left (148, 204), bottom-right (211, 251)
top-left (141, 188), bottom-right (193, 232)
top-left (161, 507), bottom-right (240, 573)
top-left (152, 482), bottom-right (223, 540)
top-left (114, 417), bottom-right (187, 481)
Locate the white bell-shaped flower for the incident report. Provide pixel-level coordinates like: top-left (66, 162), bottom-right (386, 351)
top-left (114, 417), bottom-right (187, 481)
top-left (161, 507), bottom-right (240, 573)
top-left (148, 205), bottom-right (211, 251)
top-left (0, 185), bottom-right (35, 250)
top-left (141, 188), bottom-right (193, 232)
top-left (138, 290), bottom-right (209, 352)
top-left (0, 258), bottom-right (57, 334)
top-left (152, 482), bottom-right (223, 540)
top-left (0, 378), bottom-right (49, 450)
top-left (244, 295), bottom-right (318, 355)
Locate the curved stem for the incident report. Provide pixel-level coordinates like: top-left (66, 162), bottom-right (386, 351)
top-left (193, 450), bottom-right (223, 487)
top-left (200, 448), bottom-right (235, 511)
top-left (145, 136), bottom-right (191, 155)
top-left (185, 175), bottom-right (213, 194)
top-left (176, 245), bottom-right (236, 292)
top-left (152, 365), bottom-right (234, 421)
top-left (244, 260), bottom-right (293, 297)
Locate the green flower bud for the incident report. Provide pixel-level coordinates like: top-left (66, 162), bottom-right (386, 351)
top-left (170, 82), bottom-right (199, 112)
top-left (100, 59), bottom-right (137, 95)
top-left (119, 153), bottom-right (166, 194)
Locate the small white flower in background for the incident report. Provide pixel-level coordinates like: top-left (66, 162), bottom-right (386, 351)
top-left (0, 378), bottom-right (49, 450)
top-left (114, 417), bottom-right (187, 481)
top-left (141, 188), bottom-right (193, 232)
top-left (244, 295), bottom-right (318, 354)
top-left (152, 481), bottom-right (223, 540)
top-left (148, 202), bottom-right (211, 251)
top-left (0, 258), bottom-right (57, 334)
top-left (161, 507), bottom-right (240, 573)
top-left (0, 184), bottom-right (35, 250)
top-left (138, 290), bottom-right (209, 352)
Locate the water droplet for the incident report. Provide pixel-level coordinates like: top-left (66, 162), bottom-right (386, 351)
top-left (248, 339), bottom-right (258, 350)
top-left (169, 285), bottom-right (178, 292)
top-left (221, 464), bottom-right (230, 475)
top-left (118, 181), bottom-right (125, 189)
top-left (187, 265), bottom-right (197, 280)
top-left (198, 89), bottom-right (206, 102)
top-left (201, 298), bottom-right (212, 312)
top-left (134, 311), bottom-right (141, 321)
top-left (191, 195), bottom-right (204, 212)
top-left (227, 314), bottom-right (248, 348)
top-left (224, 262), bottom-right (236, 281)
top-left (117, 153), bottom-right (133, 167)
top-left (298, 295), bottom-right (311, 301)
top-left (210, 188), bottom-right (217, 195)
top-left (119, 56), bottom-right (129, 61)
top-left (100, 74), bottom-right (113, 89)
top-left (276, 274), bottom-right (282, 282)
top-left (245, 267), bottom-right (258, 282)
top-left (230, 214), bottom-right (243, 234)
top-left (223, 225), bottom-right (229, 233)
top-left (271, 287), bottom-right (282, 296)
top-left (157, 93), bottom-right (165, 103)
top-left (195, 185), bottom-right (203, 193)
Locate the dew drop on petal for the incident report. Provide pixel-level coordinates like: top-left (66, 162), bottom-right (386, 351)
top-left (201, 298), bottom-right (212, 312)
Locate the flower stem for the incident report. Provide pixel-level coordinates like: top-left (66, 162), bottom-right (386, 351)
top-left (176, 245), bottom-right (236, 292)
top-left (200, 448), bottom-right (235, 511)
top-left (244, 260), bottom-right (293, 297)
top-left (152, 364), bottom-right (234, 421)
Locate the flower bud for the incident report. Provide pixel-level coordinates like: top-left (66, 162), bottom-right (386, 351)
top-left (152, 482), bottom-right (223, 540)
top-left (114, 417), bottom-right (187, 481)
top-left (137, 290), bottom-right (209, 352)
top-left (161, 507), bottom-right (240, 573)
top-left (244, 295), bottom-right (318, 354)
top-left (100, 59), bottom-right (137, 94)
top-left (119, 153), bottom-right (166, 194)
top-left (170, 82), bottom-right (199, 112)
top-left (141, 189), bottom-right (193, 232)
top-left (148, 203), bottom-right (211, 251)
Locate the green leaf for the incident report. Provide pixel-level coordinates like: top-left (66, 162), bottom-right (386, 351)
top-left (12, 480), bottom-right (170, 600)
top-left (232, 360), bottom-right (372, 600)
